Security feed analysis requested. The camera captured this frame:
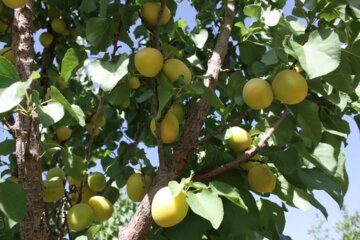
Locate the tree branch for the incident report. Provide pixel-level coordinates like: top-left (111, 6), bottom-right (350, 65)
top-left (119, 2), bottom-right (236, 240)
top-left (193, 109), bottom-right (290, 182)
top-left (151, 0), bottom-right (167, 169)
top-left (195, 108), bottom-right (252, 147)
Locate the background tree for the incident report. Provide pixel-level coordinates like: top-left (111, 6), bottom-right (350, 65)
top-left (0, 0), bottom-right (359, 240)
top-left (308, 208), bottom-right (360, 240)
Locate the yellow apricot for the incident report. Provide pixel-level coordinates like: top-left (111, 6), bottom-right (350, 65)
top-left (150, 112), bottom-right (179, 144)
top-left (134, 48), bottom-right (163, 77)
top-left (87, 196), bottom-right (114, 221)
top-left (46, 167), bottom-right (66, 180)
top-left (87, 172), bottom-right (106, 192)
top-left (228, 127), bottom-right (252, 152)
top-left (67, 203), bottom-right (94, 232)
top-left (248, 164), bottom-right (276, 193)
top-left (141, 2), bottom-right (171, 26)
top-left (169, 103), bottom-right (186, 122)
top-left (43, 177), bottom-right (65, 203)
top-left (163, 59), bottom-right (192, 85)
top-left (272, 69), bottom-right (308, 105)
top-left (126, 173), bottom-right (152, 202)
top-left (2, 0), bottom-right (29, 9)
top-left (242, 78), bottom-right (273, 110)
top-left (151, 187), bottom-right (189, 228)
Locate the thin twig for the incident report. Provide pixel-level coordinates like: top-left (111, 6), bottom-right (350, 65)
top-left (85, 93), bottom-right (106, 164)
top-left (196, 109), bottom-right (252, 147)
top-left (193, 109), bottom-right (290, 182)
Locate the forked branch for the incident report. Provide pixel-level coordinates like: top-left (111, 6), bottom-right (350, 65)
top-left (193, 109), bottom-right (290, 182)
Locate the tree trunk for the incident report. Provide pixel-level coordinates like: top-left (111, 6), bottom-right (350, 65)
top-left (12, 2), bottom-right (50, 239)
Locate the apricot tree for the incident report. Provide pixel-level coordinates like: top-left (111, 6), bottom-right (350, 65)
top-left (0, 0), bottom-right (359, 240)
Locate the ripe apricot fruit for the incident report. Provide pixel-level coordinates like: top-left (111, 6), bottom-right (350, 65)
top-left (43, 177), bottom-right (65, 203)
top-left (135, 48), bottom-right (163, 77)
top-left (243, 78), bottom-right (273, 110)
top-left (151, 187), bottom-right (189, 228)
top-left (126, 173), bottom-right (152, 202)
top-left (272, 69), bottom-right (308, 105)
top-left (141, 2), bottom-right (171, 27)
top-left (67, 203), bottom-right (94, 232)
top-left (2, 0), bottom-right (29, 9)
top-left (163, 59), bottom-right (192, 85)
top-left (169, 103), bottom-right (186, 122)
top-left (87, 196), bottom-right (114, 221)
top-left (87, 172), bottom-right (106, 192)
top-left (46, 167), bottom-right (66, 180)
top-left (228, 126), bottom-right (252, 152)
top-left (150, 112), bottom-right (179, 144)
top-left (248, 164), bottom-right (276, 193)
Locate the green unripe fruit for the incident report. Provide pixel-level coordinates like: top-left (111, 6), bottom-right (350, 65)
top-left (39, 32), bottom-right (54, 48)
top-left (128, 76), bottom-right (141, 89)
top-left (51, 18), bottom-right (66, 34)
top-left (55, 126), bottom-right (72, 141)
top-left (169, 103), bottom-right (186, 122)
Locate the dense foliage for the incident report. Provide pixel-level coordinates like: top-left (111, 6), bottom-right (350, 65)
top-left (0, 0), bottom-right (359, 239)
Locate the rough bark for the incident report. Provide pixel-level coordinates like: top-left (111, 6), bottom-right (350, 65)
top-left (12, 2), bottom-right (50, 240)
top-left (118, 2), bottom-right (236, 240)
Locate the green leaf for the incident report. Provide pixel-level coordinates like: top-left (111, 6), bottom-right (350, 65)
top-left (284, 29), bottom-right (341, 79)
top-left (61, 48), bottom-right (87, 81)
top-left (0, 139), bottom-right (15, 156)
top-left (162, 211), bottom-right (211, 240)
top-left (186, 190), bottom-right (224, 229)
top-left (299, 168), bottom-right (343, 206)
top-left (312, 142), bottom-right (338, 174)
top-left (203, 88), bottom-right (225, 110)
top-left (168, 179), bottom-right (186, 197)
top-left (191, 29), bottom-right (208, 49)
top-left (88, 55), bottom-right (129, 92)
top-left (103, 186), bottom-right (120, 204)
top-left (290, 100), bottom-right (321, 144)
top-left (156, 74), bottom-right (175, 119)
top-left (262, 9), bottom-right (282, 26)
top-left (79, 0), bottom-right (97, 13)
top-left (210, 181), bottom-right (248, 210)
top-left (36, 101), bottom-right (65, 127)
top-left (50, 86), bottom-right (85, 126)
top-left (0, 57), bottom-right (19, 88)
top-left (107, 83), bottom-right (131, 105)
top-left (86, 17), bottom-right (119, 50)
top-left (61, 147), bottom-right (85, 180)
top-left (261, 49), bottom-right (279, 65)
top-left (0, 75), bottom-right (32, 113)
top-left (0, 181), bottom-right (26, 222)
top-left (258, 199), bottom-right (286, 235)
top-left (243, 4), bottom-right (262, 19)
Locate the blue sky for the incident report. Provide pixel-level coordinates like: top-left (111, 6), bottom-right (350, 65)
top-left (1, 1), bottom-right (359, 239)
